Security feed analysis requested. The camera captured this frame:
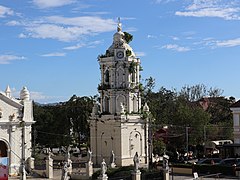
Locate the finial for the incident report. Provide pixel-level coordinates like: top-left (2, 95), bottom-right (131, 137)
top-left (117, 17), bottom-right (122, 32)
top-left (5, 85), bottom-right (11, 97)
top-left (20, 86), bottom-right (30, 101)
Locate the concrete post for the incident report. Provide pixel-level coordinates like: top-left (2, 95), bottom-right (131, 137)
top-left (46, 157), bottom-right (53, 179)
top-left (86, 161), bottom-right (93, 178)
top-left (163, 169), bottom-right (169, 180)
top-left (98, 174), bottom-right (108, 180)
top-left (132, 170), bottom-right (141, 180)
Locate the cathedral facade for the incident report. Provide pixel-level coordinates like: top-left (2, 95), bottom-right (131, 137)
top-left (0, 86), bottom-right (34, 175)
top-left (89, 21), bottom-right (150, 167)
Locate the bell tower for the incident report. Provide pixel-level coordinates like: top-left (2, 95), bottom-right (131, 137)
top-left (98, 19), bottom-right (141, 115)
top-left (89, 19), bottom-right (149, 167)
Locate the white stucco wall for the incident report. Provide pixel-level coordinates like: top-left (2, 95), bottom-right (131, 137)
top-left (0, 87), bottom-right (34, 176)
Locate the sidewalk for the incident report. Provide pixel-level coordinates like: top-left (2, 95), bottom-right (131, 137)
top-left (8, 170), bottom-right (240, 180)
top-left (9, 169), bottom-right (62, 180)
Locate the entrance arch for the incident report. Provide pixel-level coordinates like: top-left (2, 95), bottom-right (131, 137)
top-left (0, 140), bottom-right (8, 157)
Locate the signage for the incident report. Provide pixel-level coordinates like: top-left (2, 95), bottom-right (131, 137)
top-left (0, 157), bottom-right (8, 180)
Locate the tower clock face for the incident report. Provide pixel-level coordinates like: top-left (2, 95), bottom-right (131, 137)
top-left (116, 51), bottom-right (124, 59)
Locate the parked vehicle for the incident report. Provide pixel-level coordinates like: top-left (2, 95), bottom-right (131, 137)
top-left (218, 158), bottom-right (240, 167)
top-left (195, 158), bottom-right (222, 165)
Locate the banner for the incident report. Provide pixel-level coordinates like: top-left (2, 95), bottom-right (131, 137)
top-left (0, 157), bottom-right (8, 180)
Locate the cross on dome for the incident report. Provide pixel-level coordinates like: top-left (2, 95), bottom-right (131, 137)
top-left (117, 17), bottom-right (122, 32)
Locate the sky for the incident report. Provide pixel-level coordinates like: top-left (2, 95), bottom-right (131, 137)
top-left (1, 0), bottom-right (240, 104)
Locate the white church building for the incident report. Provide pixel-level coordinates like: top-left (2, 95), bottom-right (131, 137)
top-left (0, 86), bottom-right (34, 175)
top-left (89, 21), bottom-right (150, 167)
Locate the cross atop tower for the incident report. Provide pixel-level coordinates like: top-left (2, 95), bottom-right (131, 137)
top-left (117, 17), bottom-right (122, 32)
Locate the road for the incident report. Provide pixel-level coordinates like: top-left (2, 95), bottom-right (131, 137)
top-left (9, 171), bottom-right (239, 180)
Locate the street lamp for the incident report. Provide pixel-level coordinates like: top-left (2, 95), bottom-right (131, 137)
top-left (20, 120), bottom-right (26, 180)
top-left (186, 127), bottom-right (190, 161)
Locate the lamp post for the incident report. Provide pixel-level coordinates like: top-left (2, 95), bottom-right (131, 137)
top-left (143, 103), bottom-right (151, 168)
top-left (20, 120), bottom-right (26, 180)
top-left (186, 127), bottom-right (190, 161)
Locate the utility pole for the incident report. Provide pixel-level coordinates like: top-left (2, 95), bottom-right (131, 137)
top-left (186, 127), bottom-right (189, 156)
top-left (20, 120), bottom-right (26, 180)
top-left (203, 125), bottom-right (206, 156)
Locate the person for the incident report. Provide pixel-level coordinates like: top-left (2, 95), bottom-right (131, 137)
top-left (163, 154), bottom-right (169, 171)
top-left (88, 149), bottom-right (92, 162)
top-left (61, 162), bottom-right (69, 180)
top-left (133, 152), bottom-right (140, 171)
top-left (101, 159), bottom-right (107, 175)
top-left (110, 150), bottom-right (115, 164)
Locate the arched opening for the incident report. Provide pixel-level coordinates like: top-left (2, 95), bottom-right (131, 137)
top-left (0, 141), bottom-right (8, 157)
top-left (116, 95), bottom-right (125, 113)
top-left (117, 68), bottom-right (125, 88)
top-left (105, 69), bottom-right (110, 84)
top-left (104, 96), bottom-right (110, 113)
top-left (129, 131), bottom-right (142, 157)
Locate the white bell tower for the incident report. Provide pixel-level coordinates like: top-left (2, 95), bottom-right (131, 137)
top-left (89, 19), bottom-right (149, 167)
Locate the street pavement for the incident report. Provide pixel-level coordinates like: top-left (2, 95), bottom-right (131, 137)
top-left (9, 171), bottom-right (240, 180)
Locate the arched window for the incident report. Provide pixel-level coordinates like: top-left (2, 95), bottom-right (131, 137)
top-left (117, 68), bottom-right (124, 88)
top-left (105, 69), bottom-right (110, 84)
top-left (104, 96), bottom-right (110, 113)
top-left (132, 71), bottom-right (136, 83)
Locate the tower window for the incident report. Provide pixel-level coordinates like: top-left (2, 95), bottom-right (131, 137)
top-left (105, 69), bottom-right (110, 83)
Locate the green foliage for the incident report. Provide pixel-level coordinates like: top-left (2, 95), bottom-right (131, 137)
top-left (128, 61), bottom-right (137, 74)
top-left (123, 32), bottom-right (133, 43)
top-left (98, 84), bottom-right (111, 90)
top-left (33, 95), bottom-right (94, 148)
top-left (153, 139), bottom-right (166, 155)
top-left (126, 49), bottom-right (132, 56)
top-left (145, 84), bottom-right (233, 152)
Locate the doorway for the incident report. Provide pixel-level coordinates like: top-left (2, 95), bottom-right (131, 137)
top-left (0, 141), bottom-right (8, 157)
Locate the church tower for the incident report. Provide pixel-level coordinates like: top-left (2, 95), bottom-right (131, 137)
top-left (89, 20), bottom-right (149, 167)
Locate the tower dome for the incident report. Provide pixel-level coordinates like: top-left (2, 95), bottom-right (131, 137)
top-left (20, 86), bottom-right (30, 101)
top-left (107, 19), bottom-right (135, 57)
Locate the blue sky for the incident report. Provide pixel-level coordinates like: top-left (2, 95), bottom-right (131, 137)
top-left (1, 0), bottom-right (240, 103)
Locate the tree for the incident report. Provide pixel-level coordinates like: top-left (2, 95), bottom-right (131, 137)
top-left (33, 95), bottom-right (93, 148)
top-left (123, 32), bottom-right (133, 44)
top-left (64, 95), bottom-right (93, 146)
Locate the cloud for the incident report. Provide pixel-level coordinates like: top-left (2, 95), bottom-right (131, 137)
top-left (161, 44), bottom-right (190, 52)
top-left (135, 52), bottom-right (146, 57)
top-left (20, 16), bottom-right (116, 42)
top-left (175, 0), bottom-right (240, 20)
top-left (41, 52), bottom-right (66, 57)
top-left (19, 33), bottom-right (27, 38)
top-left (147, 34), bottom-right (157, 39)
top-left (0, 55), bottom-right (25, 64)
top-left (32, 0), bottom-right (76, 8)
top-left (0, 5), bottom-right (14, 17)
top-left (153, 0), bottom-right (175, 4)
top-left (6, 20), bottom-right (21, 26)
top-left (216, 38), bottom-right (240, 47)
top-left (63, 43), bottom-right (85, 50)
top-left (171, 36), bottom-right (180, 41)
top-left (64, 40), bottom-right (103, 50)
top-left (30, 91), bottom-right (66, 103)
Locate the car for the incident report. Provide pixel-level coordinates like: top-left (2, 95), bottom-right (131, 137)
top-left (195, 158), bottom-right (222, 165)
top-left (218, 158), bottom-right (240, 166)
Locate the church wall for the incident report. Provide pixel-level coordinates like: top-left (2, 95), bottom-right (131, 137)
top-left (120, 120), bottom-right (147, 166)
top-left (0, 87), bottom-right (34, 175)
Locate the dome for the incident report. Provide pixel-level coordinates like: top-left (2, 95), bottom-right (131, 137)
top-left (20, 86), bottom-right (30, 101)
top-left (107, 21), bottom-right (136, 57)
